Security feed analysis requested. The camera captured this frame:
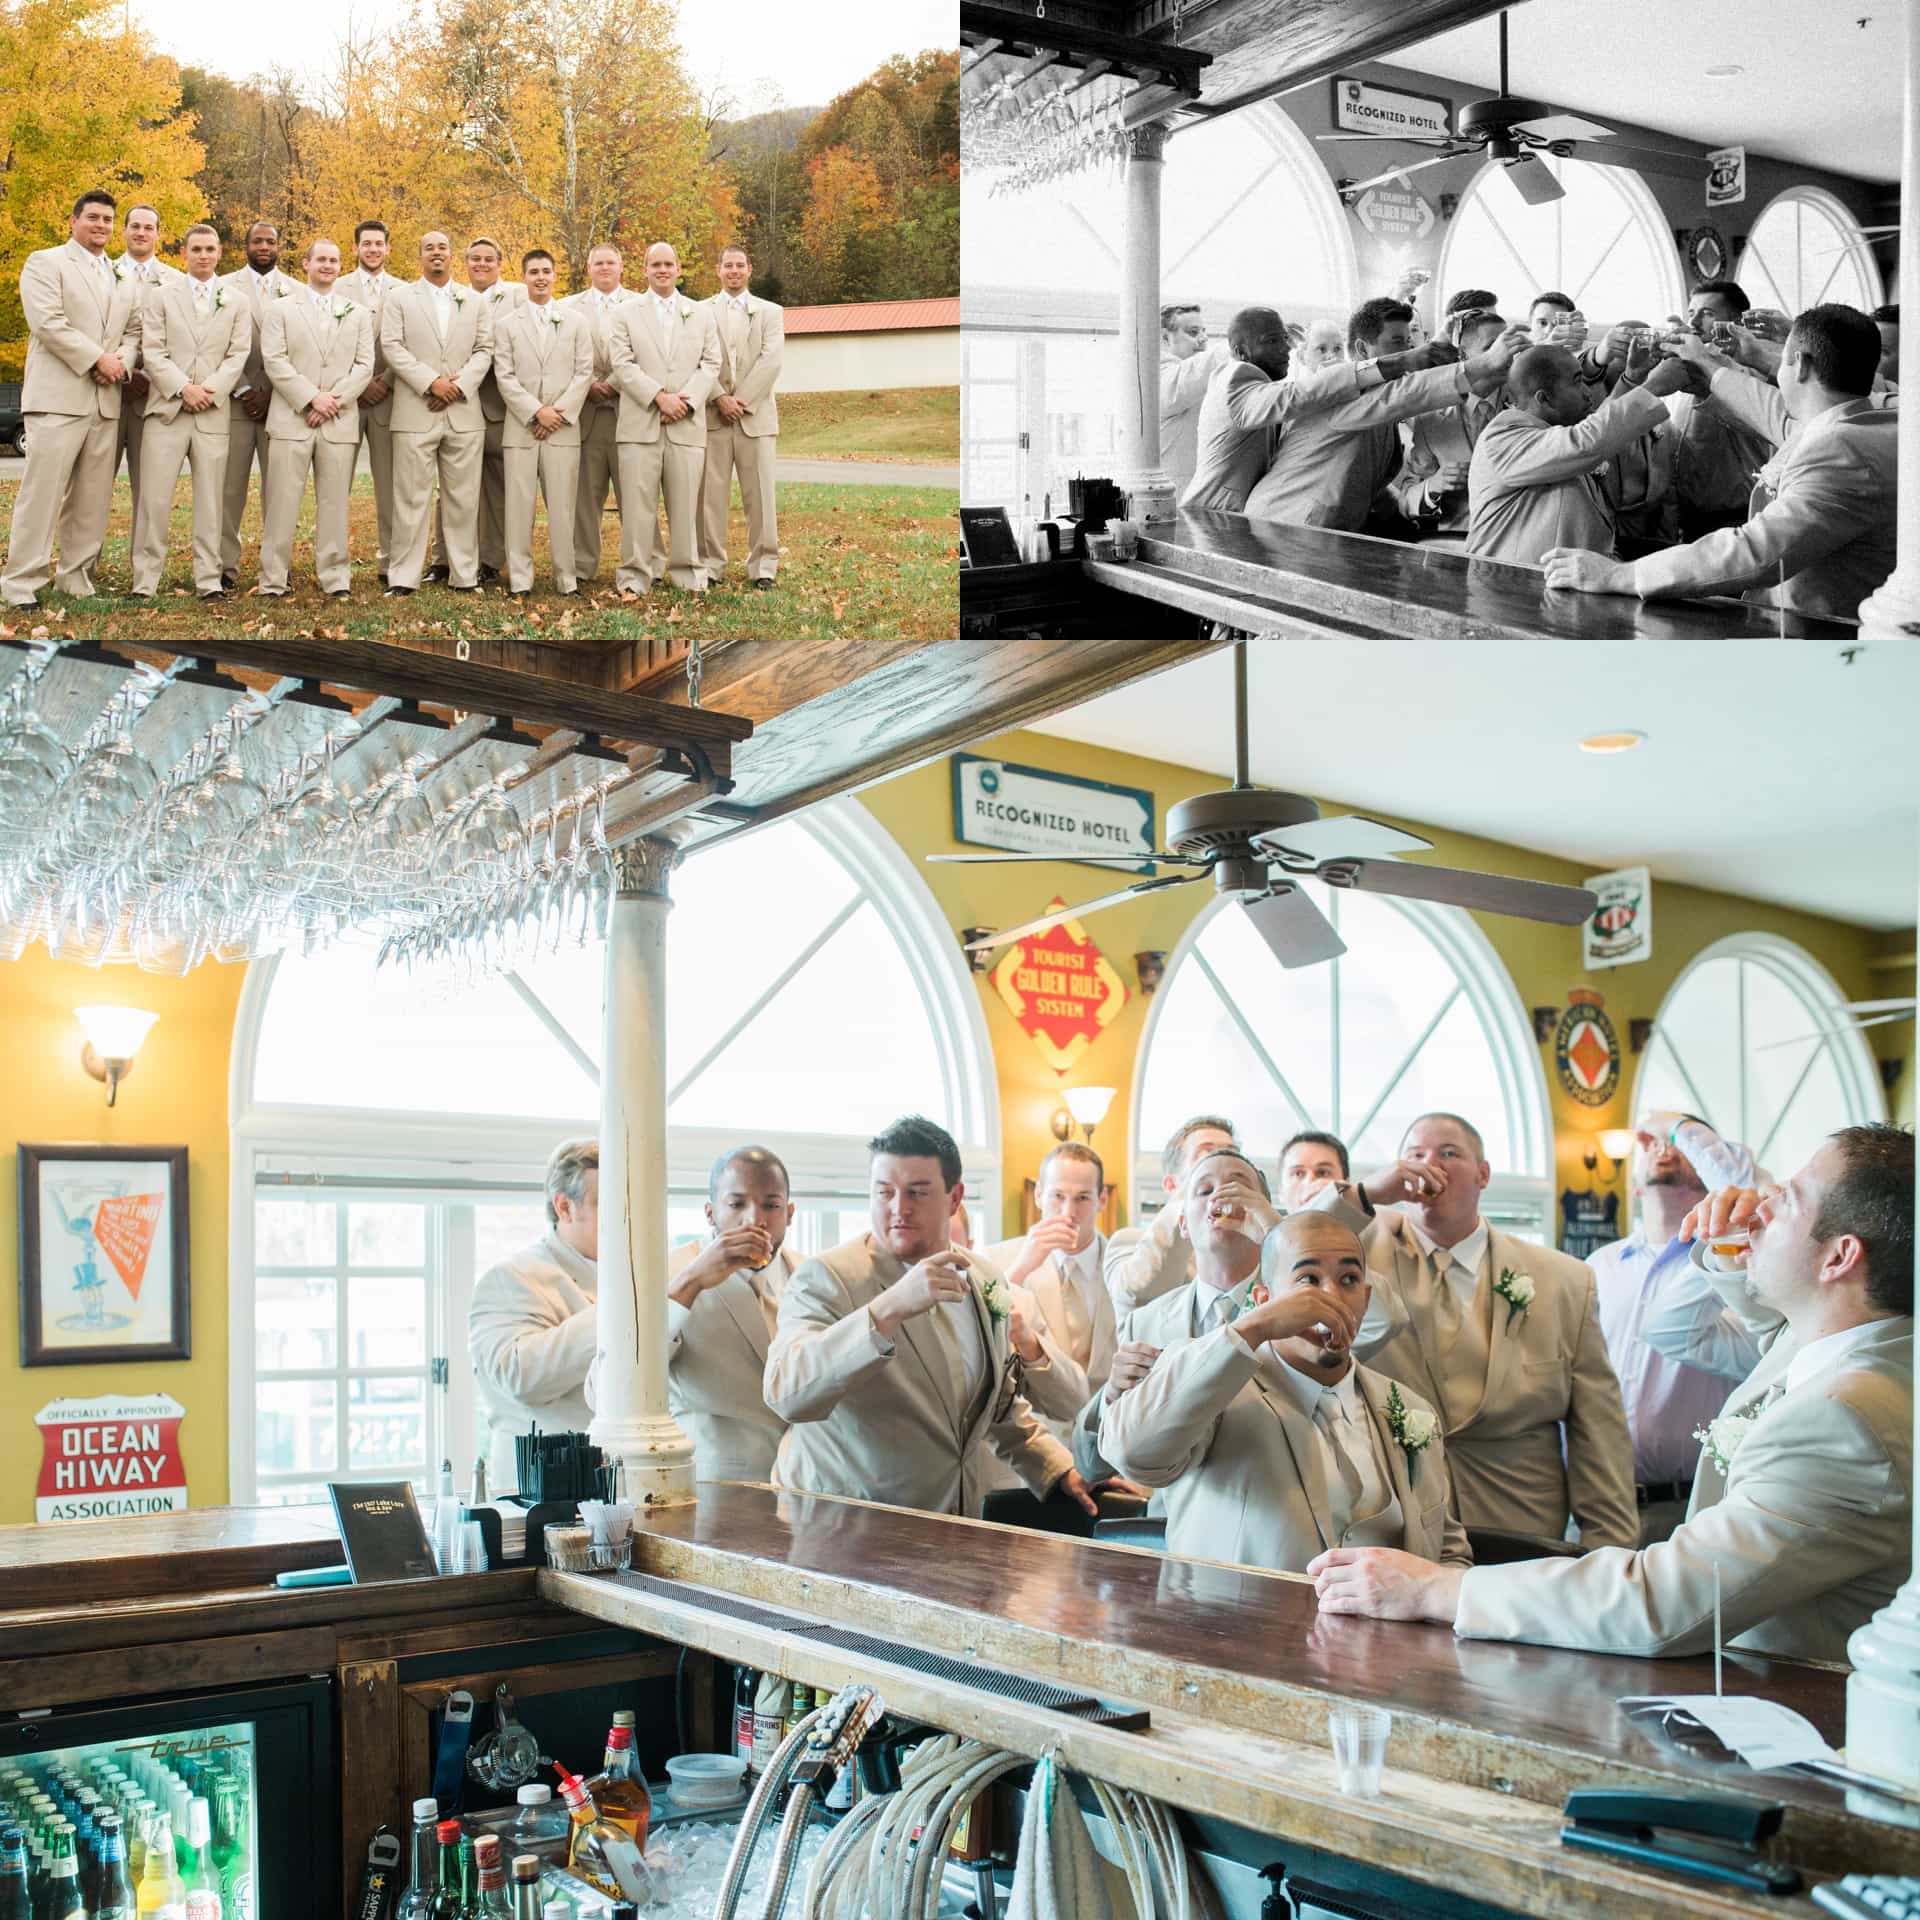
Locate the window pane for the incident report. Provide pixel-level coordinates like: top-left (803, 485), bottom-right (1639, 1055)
top-left (1741, 193), bottom-right (1880, 316)
top-left (256, 1381), bottom-right (338, 1476)
top-left (256, 1199), bottom-right (335, 1266)
top-left (256, 1482), bottom-right (329, 1508)
top-left (348, 1273), bottom-right (426, 1367)
top-left (1652, 957), bottom-right (1743, 1132)
top-left (347, 1377), bottom-right (426, 1472)
top-left (348, 1202), bottom-right (426, 1266)
top-left (256, 1274), bottom-right (336, 1370)
top-left (1352, 992), bottom-right (1509, 1173)
top-left (1767, 1043), bottom-right (1848, 1180)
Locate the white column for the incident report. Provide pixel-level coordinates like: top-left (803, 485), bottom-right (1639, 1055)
top-left (1843, 806), bottom-right (1920, 1824)
top-left (1119, 120), bottom-right (1177, 524)
top-left (589, 824), bottom-right (696, 1509)
top-left (1857, 0), bottom-right (1920, 637)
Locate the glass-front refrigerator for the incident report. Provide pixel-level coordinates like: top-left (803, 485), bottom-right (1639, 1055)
top-left (0, 1679), bottom-right (335, 1915)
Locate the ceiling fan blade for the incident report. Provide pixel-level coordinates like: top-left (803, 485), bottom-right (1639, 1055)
top-left (1253, 814), bottom-right (1434, 865)
top-left (1504, 153), bottom-right (1566, 206)
top-left (1340, 150), bottom-right (1468, 194)
top-left (1315, 133), bottom-right (1456, 146)
top-left (1758, 1010), bottom-right (1916, 1051)
top-left (965, 873), bottom-right (1201, 951)
top-left (1240, 885), bottom-right (1347, 970)
top-left (1514, 112), bottom-right (1614, 142)
top-left (1562, 139), bottom-right (1706, 180)
top-left (926, 852), bottom-right (1181, 867)
top-left (1328, 858), bottom-right (1596, 925)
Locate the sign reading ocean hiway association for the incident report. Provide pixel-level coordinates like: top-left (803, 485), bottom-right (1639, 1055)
top-left (35, 1392), bottom-right (187, 1522)
top-left (951, 754), bottom-right (1156, 875)
top-left (1583, 865), bottom-right (1653, 970)
top-left (1332, 77), bottom-right (1452, 141)
top-left (991, 900), bottom-right (1130, 1075)
top-left (1554, 991), bottom-right (1621, 1108)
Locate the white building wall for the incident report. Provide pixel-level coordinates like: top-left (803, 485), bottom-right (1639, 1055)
top-left (782, 328), bottom-right (960, 393)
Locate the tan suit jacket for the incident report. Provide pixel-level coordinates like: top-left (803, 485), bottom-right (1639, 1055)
top-left (609, 293), bottom-right (721, 446)
top-left (18, 241), bottom-right (143, 418)
top-left (1087, 1280), bottom-right (1471, 1574)
top-left (494, 304), bottom-right (593, 449)
top-left (475, 282), bottom-right (529, 422)
top-left (261, 296), bottom-right (375, 442)
top-left (337, 269), bottom-right (408, 424)
top-left (1456, 1317), bottom-right (1912, 1662)
top-left (380, 281), bottom-right (495, 434)
top-left (561, 286), bottom-right (638, 405)
top-left (661, 1240), bottom-right (797, 1482)
top-left (469, 1230), bottom-right (598, 1491)
top-left (139, 280), bottom-right (251, 431)
top-left (1348, 1206), bottom-right (1638, 1548)
top-left (1629, 366), bottom-right (1899, 622)
top-left (765, 1236), bottom-right (1074, 1517)
top-left (1390, 392), bottom-right (1500, 533)
top-left (1103, 1210), bottom-right (1195, 1316)
top-left (217, 265), bottom-right (300, 406)
top-left (1180, 358), bottom-right (1363, 513)
top-left (701, 293), bottom-right (782, 434)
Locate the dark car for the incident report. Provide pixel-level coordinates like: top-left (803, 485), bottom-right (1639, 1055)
top-left (0, 382), bottom-right (23, 456)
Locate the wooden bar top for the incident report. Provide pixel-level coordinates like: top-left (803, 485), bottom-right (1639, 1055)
top-left (1078, 512), bottom-right (1860, 641)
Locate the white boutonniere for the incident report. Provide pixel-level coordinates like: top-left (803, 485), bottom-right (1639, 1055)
top-left (1492, 1267), bottom-right (1535, 1332)
top-left (548, 309), bottom-right (564, 329)
top-left (977, 1267), bottom-right (1011, 1327)
top-left (274, 280), bottom-right (290, 298)
top-left (1694, 1405), bottom-right (1762, 1476)
top-left (1384, 1382), bottom-right (1438, 1486)
top-left (452, 288), bottom-right (469, 309)
top-left (212, 286), bottom-right (228, 312)
top-left (112, 256), bottom-right (129, 283)
top-left (333, 299), bottom-right (356, 320)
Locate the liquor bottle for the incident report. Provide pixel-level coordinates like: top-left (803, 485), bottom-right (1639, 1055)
top-left (94, 1815), bottom-right (138, 1920)
top-left (43, 1826), bottom-right (86, 1920)
top-left (733, 1669), bottom-right (756, 1773)
top-left (395, 1799), bottom-right (441, 1920)
top-left (554, 1766), bottom-right (644, 1903)
top-left (180, 1799), bottom-right (220, 1920)
top-left (209, 1780), bottom-right (251, 1920)
top-left (425, 1822), bottom-right (463, 1920)
top-left (750, 1676), bottom-right (789, 1775)
top-left (0, 1827), bottom-right (27, 1920)
top-left (507, 1857), bottom-right (541, 1920)
top-left (134, 1812), bottom-right (183, 1920)
top-left (784, 1685), bottom-right (813, 1742)
top-left (581, 1719), bottom-right (649, 1855)
top-left (470, 1838), bottom-right (512, 1920)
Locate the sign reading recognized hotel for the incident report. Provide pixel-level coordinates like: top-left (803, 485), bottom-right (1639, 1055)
top-left (991, 899), bottom-right (1130, 1073)
top-left (1331, 76), bottom-right (1452, 141)
top-left (952, 754), bottom-right (1156, 874)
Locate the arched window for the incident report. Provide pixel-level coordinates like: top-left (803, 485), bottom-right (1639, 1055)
top-left (1631, 933), bottom-right (1886, 1182)
top-left (229, 799), bottom-right (997, 1505)
top-left (1133, 884), bottom-right (1553, 1233)
top-left (1738, 187), bottom-right (1883, 318)
top-left (961, 103), bottom-right (1358, 509)
top-left (1438, 154), bottom-right (1685, 325)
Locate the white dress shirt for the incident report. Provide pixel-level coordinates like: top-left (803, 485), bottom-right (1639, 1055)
top-left (1783, 1316), bottom-right (1900, 1396)
top-left (1269, 1356), bottom-right (1401, 1547)
top-left (311, 290), bottom-right (334, 316)
top-left (650, 290), bottom-right (678, 340)
top-left (428, 280), bottom-right (455, 337)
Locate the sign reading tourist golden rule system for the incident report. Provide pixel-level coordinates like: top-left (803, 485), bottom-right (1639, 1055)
top-left (990, 899), bottom-right (1129, 1073)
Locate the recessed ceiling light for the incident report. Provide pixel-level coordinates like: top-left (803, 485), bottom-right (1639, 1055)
top-left (1578, 729), bottom-right (1647, 754)
top-left (1704, 62), bottom-right (1745, 76)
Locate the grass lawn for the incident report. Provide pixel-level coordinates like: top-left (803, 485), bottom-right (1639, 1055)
top-left (0, 471), bottom-right (959, 645)
top-left (775, 387), bottom-right (958, 464)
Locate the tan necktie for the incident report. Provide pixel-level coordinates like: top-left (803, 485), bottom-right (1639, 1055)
top-left (1429, 1244), bottom-right (1465, 1348)
top-left (1054, 1253), bottom-right (1091, 1365)
top-left (725, 299), bottom-right (748, 369)
top-left (657, 298), bottom-right (674, 350)
top-left (1314, 1390), bottom-right (1367, 1527)
top-left (193, 282), bottom-right (210, 315)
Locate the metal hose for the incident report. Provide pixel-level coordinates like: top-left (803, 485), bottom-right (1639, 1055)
top-left (752, 1780), bottom-right (816, 1920)
top-left (710, 1705), bottom-right (830, 1920)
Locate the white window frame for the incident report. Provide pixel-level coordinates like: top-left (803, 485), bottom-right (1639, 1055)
top-left (1737, 185), bottom-right (1884, 318)
top-left (227, 796), bottom-right (999, 1504)
top-left (1127, 890), bottom-right (1554, 1226)
top-left (1628, 930), bottom-right (1887, 1173)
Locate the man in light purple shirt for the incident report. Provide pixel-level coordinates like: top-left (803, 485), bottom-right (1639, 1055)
top-left (1588, 1110), bottom-right (1759, 1544)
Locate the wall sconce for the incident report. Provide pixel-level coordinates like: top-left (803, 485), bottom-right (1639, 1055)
top-left (1585, 1127), bottom-right (1638, 1182)
top-left (76, 1005), bottom-right (159, 1107)
top-left (1051, 1085), bottom-right (1116, 1144)
top-left (959, 928), bottom-right (997, 974)
top-left (1134, 951), bottom-right (1165, 995)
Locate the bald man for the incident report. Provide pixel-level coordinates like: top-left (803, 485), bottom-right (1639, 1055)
top-left (1083, 1163), bottom-right (1470, 1574)
top-left (1467, 341), bottom-right (1692, 567)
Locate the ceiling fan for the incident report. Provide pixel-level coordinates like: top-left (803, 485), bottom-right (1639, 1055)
top-left (1760, 997), bottom-right (1917, 1051)
top-left (1322, 10), bottom-right (1710, 208)
top-left (930, 641), bottom-right (1598, 969)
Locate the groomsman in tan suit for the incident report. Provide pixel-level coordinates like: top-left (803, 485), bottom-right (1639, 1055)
top-left (113, 204), bottom-right (183, 536)
top-left (379, 231), bottom-right (495, 595)
top-left (338, 220), bottom-right (405, 584)
top-left (766, 1115), bottom-right (1099, 1520)
top-left (256, 239), bottom-right (375, 598)
top-left (455, 237), bottom-right (527, 582)
top-left (658, 1147), bottom-right (800, 1481)
top-left (1103, 1114), bottom-right (1239, 1314)
top-left (609, 241), bottom-right (719, 596)
top-left (560, 243), bottom-right (635, 586)
top-left (493, 249), bottom-right (591, 596)
top-left (699, 244), bottom-right (783, 588)
top-left (128, 224), bottom-right (250, 600)
top-left (218, 221), bottom-right (298, 587)
top-left (1086, 1174), bottom-right (1470, 1576)
top-left (1312, 1125), bottom-right (1913, 1665)
top-left (1328, 1112), bottom-right (1637, 1549)
top-left (2, 190), bottom-right (143, 610)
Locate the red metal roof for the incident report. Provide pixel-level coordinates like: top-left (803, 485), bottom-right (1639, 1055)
top-left (783, 297), bottom-right (960, 335)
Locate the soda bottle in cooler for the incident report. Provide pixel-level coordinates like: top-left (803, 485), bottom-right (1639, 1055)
top-left (44, 1824), bottom-right (87, 1920)
top-left (0, 1827), bottom-right (27, 1920)
top-left (94, 1815), bottom-right (138, 1920)
top-left (134, 1812), bottom-right (183, 1920)
top-left (209, 1780), bottom-right (251, 1920)
top-left (181, 1799), bottom-right (220, 1920)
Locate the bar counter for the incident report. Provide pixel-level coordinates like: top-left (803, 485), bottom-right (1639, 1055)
top-left (6, 1495), bottom-right (1916, 1916)
top-left (1067, 511), bottom-right (1860, 641)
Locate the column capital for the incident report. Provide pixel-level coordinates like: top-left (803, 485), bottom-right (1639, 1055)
top-left (611, 821), bottom-right (694, 898)
top-left (1126, 121), bottom-right (1172, 164)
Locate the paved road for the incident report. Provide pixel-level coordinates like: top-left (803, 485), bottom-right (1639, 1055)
top-left (0, 449), bottom-right (959, 489)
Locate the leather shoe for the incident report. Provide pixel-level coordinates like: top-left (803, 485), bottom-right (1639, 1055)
top-left (751, 577), bottom-right (775, 590)
top-left (384, 585), bottom-right (414, 597)
top-left (423, 564), bottom-right (451, 584)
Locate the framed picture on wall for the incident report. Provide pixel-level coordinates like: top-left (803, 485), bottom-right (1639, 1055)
top-left (17, 1144), bottom-right (191, 1366)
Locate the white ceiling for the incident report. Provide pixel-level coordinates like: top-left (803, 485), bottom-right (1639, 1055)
top-left (1029, 641), bottom-right (1920, 932)
top-left (1394, 0), bottom-right (1903, 184)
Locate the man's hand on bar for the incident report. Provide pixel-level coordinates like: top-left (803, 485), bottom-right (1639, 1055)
top-left (1541, 548), bottom-right (1635, 595)
top-left (1054, 1467), bottom-right (1100, 1518)
top-left (1307, 1547), bottom-right (1464, 1623)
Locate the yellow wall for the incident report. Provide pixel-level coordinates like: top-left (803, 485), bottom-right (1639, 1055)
top-left (0, 949), bottom-right (244, 1525)
top-left (1, 728), bottom-right (1908, 1525)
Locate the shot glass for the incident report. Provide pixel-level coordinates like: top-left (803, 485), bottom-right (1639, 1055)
top-left (1701, 1225), bottom-right (1751, 1272)
top-left (1329, 1705), bottom-right (1391, 1798)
